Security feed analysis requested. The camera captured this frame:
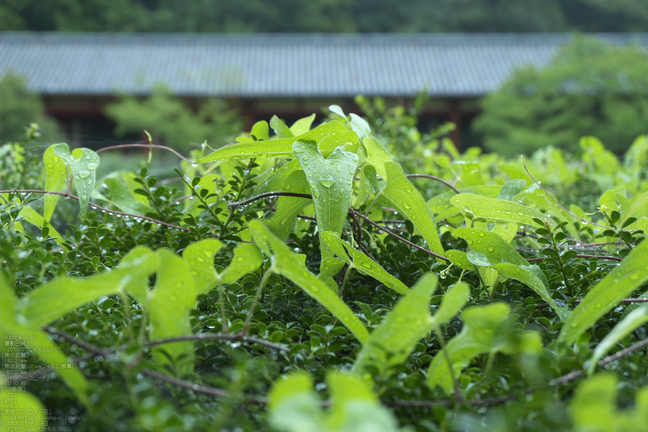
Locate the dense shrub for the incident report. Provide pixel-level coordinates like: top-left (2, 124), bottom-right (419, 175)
top-left (1, 107), bottom-right (648, 431)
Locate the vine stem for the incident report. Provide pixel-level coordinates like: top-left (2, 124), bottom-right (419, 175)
top-left (405, 173), bottom-right (461, 194)
top-left (527, 254), bottom-right (622, 262)
top-left (1, 189), bottom-right (190, 232)
top-left (95, 143), bottom-right (193, 163)
top-left (241, 267), bottom-right (274, 337)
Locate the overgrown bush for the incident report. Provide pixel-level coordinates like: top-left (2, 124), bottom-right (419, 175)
top-left (1, 106), bottom-right (648, 431)
top-left (474, 38), bottom-right (648, 155)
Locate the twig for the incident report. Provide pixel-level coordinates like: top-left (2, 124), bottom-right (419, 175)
top-left (95, 143), bottom-right (193, 163)
top-left (43, 326), bottom-right (107, 356)
top-left (351, 209), bottom-right (449, 262)
top-left (527, 254), bottom-right (622, 262)
top-left (2, 190), bottom-right (190, 232)
top-left (228, 192), bottom-right (312, 208)
top-left (145, 333), bottom-right (289, 352)
top-left (405, 174), bottom-right (461, 194)
top-left (535, 298), bottom-right (648, 309)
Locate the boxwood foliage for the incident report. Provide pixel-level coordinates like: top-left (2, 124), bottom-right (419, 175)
top-left (1, 107), bottom-right (648, 432)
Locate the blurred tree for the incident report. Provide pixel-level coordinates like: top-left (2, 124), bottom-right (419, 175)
top-left (0, 74), bottom-right (65, 143)
top-left (3, 0), bottom-right (648, 33)
top-left (473, 39), bottom-right (648, 155)
top-left (104, 85), bottom-right (243, 150)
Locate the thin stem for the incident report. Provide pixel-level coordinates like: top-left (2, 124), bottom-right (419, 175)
top-left (229, 192), bottom-right (312, 208)
top-left (351, 209), bottom-right (450, 262)
top-left (339, 265), bottom-right (355, 298)
top-left (405, 174), bottom-right (461, 194)
top-left (527, 254), bottom-right (622, 262)
top-left (96, 143), bottom-right (192, 163)
top-left (433, 325), bottom-right (464, 403)
top-left (1, 190), bottom-right (190, 231)
top-left (217, 277), bottom-right (229, 334)
top-left (241, 267), bottom-right (273, 337)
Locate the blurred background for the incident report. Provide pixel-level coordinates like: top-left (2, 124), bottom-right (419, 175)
top-left (1, 0), bottom-right (648, 169)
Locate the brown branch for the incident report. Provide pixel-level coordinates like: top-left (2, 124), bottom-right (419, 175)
top-left (2, 189), bottom-right (190, 232)
top-left (95, 143), bottom-right (192, 163)
top-left (405, 174), bottom-right (461, 194)
top-left (145, 333), bottom-right (289, 352)
top-left (43, 326), bottom-right (107, 357)
top-left (527, 254), bottom-right (622, 263)
top-left (351, 208), bottom-right (450, 262)
top-left (228, 192), bottom-right (312, 208)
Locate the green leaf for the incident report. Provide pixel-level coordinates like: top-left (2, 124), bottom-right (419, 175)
top-left (446, 250), bottom-right (475, 271)
top-left (52, 143), bottom-right (100, 219)
top-left (322, 232), bottom-right (409, 295)
top-left (569, 373), bottom-right (617, 432)
top-left (293, 140), bottom-right (358, 261)
top-left (318, 130), bottom-right (359, 158)
top-left (290, 114), bottom-right (316, 136)
top-left (249, 220), bottom-right (370, 344)
top-left (104, 178), bottom-right (153, 216)
top-left (197, 121), bottom-right (346, 163)
top-left (148, 249), bottom-right (197, 374)
top-left (183, 239), bottom-right (223, 296)
top-left (268, 373), bottom-right (324, 432)
top-left (559, 237), bottom-right (648, 344)
top-left (266, 170), bottom-right (312, 240)
top-left (354, 273), bottom-right (436, 373)
top-left (496, 179), bottom-right (527, 201)
top-left (618, 190), bottom-right (648, 230)
top-left (18, 206), bottom-right (65, 245)
top-left (381, 162), bottom-right (445, 258)
top-left (450, 193), bottom-right (553, 228)
top-left (19, 247), bottom-right (157, 328)
top-left (43, 144), bottom-right (68, 222)
top-left (362, 137), bottom-right (393, 180)
top-left (586, 306), bottom-right (648, 375)
top-left (433, 282), bottom-right (470, 325)
top-left (250, 120), bottom-right (270, 141)
top-left (271, 115), bottom-right (294, 138)
top-left (220, 243), bottom-right (262, 284)
top-left (493, 263), bottom-right (569, 321)
top-left (426, 303), bottom-right (510, 394)
top-left (455, 228), bottom-right (528, 265)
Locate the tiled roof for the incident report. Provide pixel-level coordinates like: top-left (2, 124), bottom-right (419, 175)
top-left (1, 32), bottom-right (647, 98)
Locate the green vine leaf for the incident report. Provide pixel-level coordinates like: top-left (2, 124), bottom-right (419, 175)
top-left (249, 220), bottom-right (370, 344)
top-left (381, 162), bottom-right (445, 259)
top-left (559, 237), bottom-right (648, 344)
top-left (196, 121), bottom-right (346, 163)
top-left (148, 249), bottom-right (197, 375)
top-left (52, 143), bottom-right (100, 219)
top-left (293, 140), bottom-right (359, 261)
top-left (220, 243), bottom-right (263, 284)
top-left (426, 303), bottom-right (510, 394)
top-left (43, 145), bottom-right (67, 222)
top-left (266, 170), bottom-right (312, 240)
top-left (322, 233), bottom-right (410, 295)
top-left (183, 239), bottom-right (223, 296)
top-left (104, 178), bottom-right (153, 216)
top-left (450, 193), bottom-right (554, 228)
top-left (271, 115), bottom-right (294, 138)
top-left (354, 273), bottom-right (436, 373)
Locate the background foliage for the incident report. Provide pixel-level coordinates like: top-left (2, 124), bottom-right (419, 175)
top-left (474, 39), bottom-right (648, 155)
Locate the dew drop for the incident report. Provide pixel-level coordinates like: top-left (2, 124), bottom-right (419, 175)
top-left (581, 220), bottom-right (589, 225)
top-left (487, 246), bottom-right (494, 252)
top-left (478, 232), bottom-right (485, 237)
top-left (319, 179), bottom-right (335, 188)
top-left (360, 262), bottom-right (372, 269)
top-left (303, 155), bottom-right (309, 161)
top-left (313, 190), bottom-right (320, 198)
top-left (87, 163), bottom-right (98, 170)
top-left (78, 171), bottom-right (90, 179)
top-left (192, 163), bottom-right (198, 168)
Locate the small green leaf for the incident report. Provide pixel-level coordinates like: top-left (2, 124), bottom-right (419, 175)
top-left (290, 114), bottom-right (316, 136)
top-left (433, 282), bottom-right (470, 325)
top-left (354, 273), bottom-right (436, 373)
top-left (197, 121), bottom-right (346, 163)
top-left (220, 243), bottom-right (262, 284)
top-left (496, 179), bottom-right (527, 201)
top-left (249, 220), bottom-right (370, 344)
top-left (52, 143), bottom-right (100, 219)
top-left (43, 145), bottom-right (68, 222)
top-left (18, 206), bottom-right (65, 245)
top-left (322, 233), bottom-right (409, 295)
top-left (559, 237), bottom-right (648, 344)
top-left (266, 170), bottom-right (312, 240)
top-left (426, 303), bottom-right (510, 394)
top-left (271, 115), bottom-right (294, 138)
top-left (250, 120), bottom-right (270, 141)
top-left (104, 178), bottom-right (153, 216)
top-left (318, 130), bottom-right (359, 158)
top-left (183, 239), bottom-right (223, 296)
top-left (148, 249), bottom-right (197, 374)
